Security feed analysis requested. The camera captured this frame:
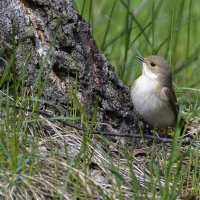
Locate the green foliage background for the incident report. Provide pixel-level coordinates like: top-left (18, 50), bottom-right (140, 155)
top-left (74, 0), bottom-right (200, 107)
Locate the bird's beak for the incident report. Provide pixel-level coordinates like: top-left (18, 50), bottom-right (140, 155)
top-left (136, 55), bottom-right (145, 63)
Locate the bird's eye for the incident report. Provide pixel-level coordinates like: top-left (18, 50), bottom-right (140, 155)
top-left (151, 62), bottom-right (155, 67)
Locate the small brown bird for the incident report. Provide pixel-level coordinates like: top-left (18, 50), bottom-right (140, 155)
top-left (131, 55), bottom-right (179, 128)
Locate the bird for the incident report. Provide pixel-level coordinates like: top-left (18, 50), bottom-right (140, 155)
top-left (131, 55), bottom-right (179, 128)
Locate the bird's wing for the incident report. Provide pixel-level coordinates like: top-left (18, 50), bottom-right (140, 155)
top-left (162, 87), bottom-right (179, 119)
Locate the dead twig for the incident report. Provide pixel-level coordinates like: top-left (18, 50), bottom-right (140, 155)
top-left (4, 103), bottom-right (194, 145)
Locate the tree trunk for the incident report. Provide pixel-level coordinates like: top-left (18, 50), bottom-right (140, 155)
top-left (0, 0), bottom-right (146, 136)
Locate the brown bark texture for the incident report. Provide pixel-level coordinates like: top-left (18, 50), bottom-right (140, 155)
top-left (0, 0), bottom-right (147, 136)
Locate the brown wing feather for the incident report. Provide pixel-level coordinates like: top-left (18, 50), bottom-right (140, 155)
top-left (162, 87), bottom-right (179, 120)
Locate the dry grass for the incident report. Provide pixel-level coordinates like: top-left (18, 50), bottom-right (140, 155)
top-left (0, 111), bottom-right (199, 199)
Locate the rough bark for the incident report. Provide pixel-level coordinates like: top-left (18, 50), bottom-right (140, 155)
top-left (0, 0), bottom-right (146, 136)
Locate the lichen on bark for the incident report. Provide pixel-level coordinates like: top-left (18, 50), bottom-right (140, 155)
top-left (0, 0), bottom-right (143, 136)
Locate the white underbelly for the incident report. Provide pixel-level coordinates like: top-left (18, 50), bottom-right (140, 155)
top-left (131, 78), bottom-right (175, 127)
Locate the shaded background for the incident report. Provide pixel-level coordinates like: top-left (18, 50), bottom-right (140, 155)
top-left (74, 0), bottom-right (200, 109)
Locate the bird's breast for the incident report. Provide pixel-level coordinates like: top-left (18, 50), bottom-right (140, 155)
top-left (131, 76), bottom-right (175, 127)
